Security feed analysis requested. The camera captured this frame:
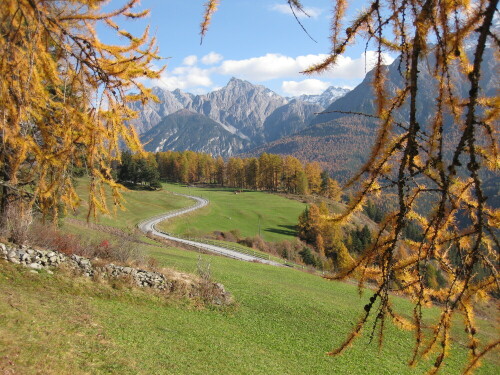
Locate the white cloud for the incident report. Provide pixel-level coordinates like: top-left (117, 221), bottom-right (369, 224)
top-left (182, 55), bottom-right (198, 66)
top-left (157, 66), bottom-right (213, 91)
top-left (282, 79), bottom-right (330, 96)
top-left (201, 52), bottom-right (223, 65)
top-left (217, 53), bottom-right (325, 81)
top-left (324, 51), bottom-right (395, 79)
top-left (270, 4), bottom-right (322, 19)
top-left (153, 51), bottom-right (395, 93)
top-left (216, 52), bottom-right (394, 82)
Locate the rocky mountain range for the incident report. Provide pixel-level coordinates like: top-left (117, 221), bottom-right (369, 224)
top-left (133, 78), bottom-right (349, 156)
top-left (141, 109), bottom-right (250, 157)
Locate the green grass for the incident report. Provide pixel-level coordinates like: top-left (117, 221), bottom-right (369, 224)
top-left (1, 236), bottom-right (497, 374)
top-left (2, 182), bottom-right (497, 374)
top-left (0, 261), bottom-right (150, 374)
top-left (70, 179), bottom-right (192, 230)
top-left (157, 183), bottom-right (306, 242)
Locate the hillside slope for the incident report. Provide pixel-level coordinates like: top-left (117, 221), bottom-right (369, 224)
top-left (247, 116), bottom-right (376, 181)
top-left (2, 241), bottom-right (497, 374)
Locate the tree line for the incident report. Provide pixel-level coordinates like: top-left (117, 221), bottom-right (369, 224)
top-left (296, 201), bottom-right (374, 270)
top-left (117, 150), bottom-right (342, 198)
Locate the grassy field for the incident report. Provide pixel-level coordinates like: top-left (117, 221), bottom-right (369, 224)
top-left (1, 232), bottom-right (497, 374)
top-left (70, 180), bottom-right (192, 231)
top-left (70, 180), bottom-right (305, 243)
top-left (1, 183), bottom-right (497, 374)
top-left (157, 183), bottom-right (307, 242)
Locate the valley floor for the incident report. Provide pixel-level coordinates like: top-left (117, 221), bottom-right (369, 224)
top-left (1, 184), bottom-right (498, 374)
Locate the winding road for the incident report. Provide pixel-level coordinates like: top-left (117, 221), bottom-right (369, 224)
top-left (138, 193), bottom-right (282, 266)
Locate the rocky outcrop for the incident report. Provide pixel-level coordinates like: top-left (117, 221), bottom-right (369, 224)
top-left (0, 242), bottom-right (232, 305)
top-left (141, 109), bottom-right (250, 156)
top-left (263, 99), bottom-right (323, 142)
top-left (128, 87), bottom-right (190, 134)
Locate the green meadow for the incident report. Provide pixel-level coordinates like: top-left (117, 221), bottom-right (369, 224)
top-left (156, 183), bottom-right (306, 242)
top-left (1, 182), bottom-right (497, 374)
top-left (70, 180), bottom-right (193, 230)
top-left (1, 236), bottom-right (497, 374)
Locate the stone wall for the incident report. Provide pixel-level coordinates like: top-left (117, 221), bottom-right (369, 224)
top-left (0, 242), bottom-right (232, 305)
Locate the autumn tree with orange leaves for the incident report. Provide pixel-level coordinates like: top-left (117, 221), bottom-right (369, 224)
top-left (0, 0), bottom-right (162, 230)
top-left (200, 0), bottom-right (500, 374)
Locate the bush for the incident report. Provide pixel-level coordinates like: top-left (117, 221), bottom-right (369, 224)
top-left (299, 247), bottom-right (321, 268)
top-left (239, 235), bottom-right (277, 255)
top-left (28, 222), bottom-right (91, 256)
top-left (196, 255), bottom-right (215, 303)
top-left (229, 229), bottom-right (241, 241)
top-left (212, 230), bottom-right (240, 243)
top-left (27, 221), bottom-right (145, 265)
top-left (1, 202), bottom-right (33, 244)
top-left (93, 238), bottom-right (145, 264)
top-left (276, 240), bottom-right (293, 259)
top-left (150, 180), bottom-right (162, 190)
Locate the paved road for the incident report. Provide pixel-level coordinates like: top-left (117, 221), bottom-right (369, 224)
top-left (138, 193), bottom-right (282, 266)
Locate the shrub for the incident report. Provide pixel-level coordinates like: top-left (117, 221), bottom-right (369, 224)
top-left (99, 238), bottom-right (145, 264)
top-left (1, 202), bottom-right (33, 244)
top-left (196, 255), bottom-right (215, 303)
top-left (150, 180), bottom-right (162, 190)
top-left (27, 222), bottom-right (87, 255)
top-left (299, 247), bottom-right (321, 268)
top-left (229, 229), bottom-right (241, 241)
top-left (276, 240), bottom-right (293, 260)
top-left (27, 221), bottom-right (145, 265)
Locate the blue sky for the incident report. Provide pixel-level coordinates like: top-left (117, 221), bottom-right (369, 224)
top-left (105, 1), bottom-right (395, 96)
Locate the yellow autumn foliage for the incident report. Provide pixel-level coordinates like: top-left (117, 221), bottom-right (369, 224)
top-left (0, 0), bottom-right (163, 220)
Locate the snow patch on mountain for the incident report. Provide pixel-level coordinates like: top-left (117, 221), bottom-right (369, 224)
top-left (297, 86), bottom-right (350, 108)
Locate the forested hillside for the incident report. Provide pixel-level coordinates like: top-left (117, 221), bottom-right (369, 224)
top-left (249, 47), bottom-right (498, 181)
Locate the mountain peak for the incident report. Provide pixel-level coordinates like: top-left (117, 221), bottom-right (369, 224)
top-left (132, 76), bottom-right (327, 150)
top-left (225, 77), bottom-right (253, 89)
top-left (152, 86), bottom-right (167, 94)
top-left (228, 76), bottom-right (244, 83)
top-left (322, 86), bottom-right (350, 94)
top-left (297, 86), bottom-right (350, 108)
